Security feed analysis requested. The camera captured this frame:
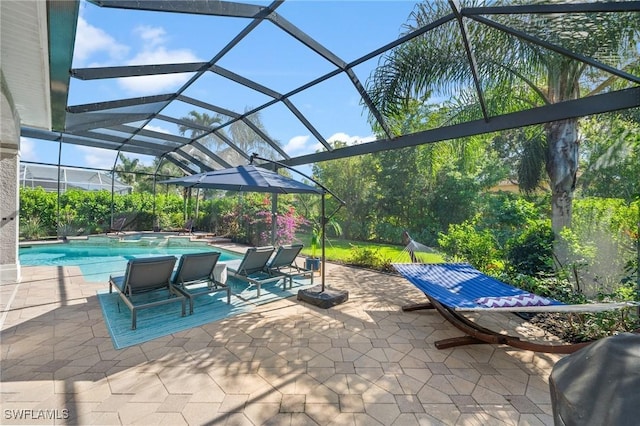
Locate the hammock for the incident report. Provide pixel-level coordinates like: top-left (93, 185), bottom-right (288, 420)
top-left (393, 262), bottom-right (635, 313)
top-left (393, 235), bottom-right (638, 353)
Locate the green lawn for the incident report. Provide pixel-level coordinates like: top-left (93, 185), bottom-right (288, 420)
top-left (296, 235), bottom-right (444, 265)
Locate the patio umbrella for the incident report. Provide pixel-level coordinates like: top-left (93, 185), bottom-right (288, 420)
top-left (159, 165), bottom-right (322, 195)
top-left (160, 162), bottom-right (343, 300)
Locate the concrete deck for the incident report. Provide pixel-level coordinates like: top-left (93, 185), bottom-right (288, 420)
top-left (1, 245), bottom-right (564, 425)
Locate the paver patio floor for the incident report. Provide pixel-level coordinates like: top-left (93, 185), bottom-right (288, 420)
top-left (1, 243), bottom-right (563, 425)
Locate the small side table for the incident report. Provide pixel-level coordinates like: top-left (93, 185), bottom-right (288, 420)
top-left (214, 263), bottom-right (227, 285)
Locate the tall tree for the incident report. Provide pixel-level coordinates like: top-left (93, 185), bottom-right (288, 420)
top-left (178, 111), bottom-right (224, 145)
top-left (179, 109), bottom-right (277, 165)
top-left (366, 0), bottom-right (639, 242)
top-left (579, 114), bottom-right (640, 202)
top-left (114, 153), bottom-right (141, 186)
top-left (227, 109), bottom-right (277, 161)
top-left (178, 110), bottom-right (227, 169)
top-left (312, 141), bottom-right (376, 240)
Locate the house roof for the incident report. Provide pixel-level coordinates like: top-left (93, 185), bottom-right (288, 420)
top-left (1, 0), bottom-right (52, 131)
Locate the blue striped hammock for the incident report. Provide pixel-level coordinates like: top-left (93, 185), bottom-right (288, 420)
top-left (393, 263), bottom-right (635, 313)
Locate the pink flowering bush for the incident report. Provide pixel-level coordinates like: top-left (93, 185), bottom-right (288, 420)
top-left (255, 205), bottom-right (308, 246)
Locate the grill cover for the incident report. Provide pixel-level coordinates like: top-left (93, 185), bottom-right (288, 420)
top-left (549, 332), bottom-right (640, 426)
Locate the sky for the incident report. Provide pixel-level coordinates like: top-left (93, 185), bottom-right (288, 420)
top-left (21, 0), bottom-right (419, 175)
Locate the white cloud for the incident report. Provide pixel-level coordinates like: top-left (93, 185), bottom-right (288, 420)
top-left (73, 17), bottom-right (129, 66)
top-left (283, 135), bottom-right (310, 156)
top-left (327, 132), bottom-right (376, 145)
top-left (134, 25), bottom-right (167, 48)
top-left (77, 146), bottom-right (117, 169)
top-left (296, 132), bottom-right (377, 154)
top-left (75, 16), bottom-right (199, 94)
top-left (19, 138), bottom-right (37, 162)
top-left (144, 123), bottom-right (172, 134)
top-left (119, 47), bottom-right (200, 94)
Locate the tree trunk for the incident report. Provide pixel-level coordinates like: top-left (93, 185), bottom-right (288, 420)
top-left (545, 118), bottom-right (579, 237)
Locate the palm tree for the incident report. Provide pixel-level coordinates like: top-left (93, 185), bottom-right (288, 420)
top-left (178, 111), bottom-right (225, 149)
top-left (367, 0), bottom-right (639, 242)
top-left (180, 108), bottom-right (279, 165)
top-left (114, 153), bottom-right (141, 186)
top-left (228, 108), bottom-right (277, 160)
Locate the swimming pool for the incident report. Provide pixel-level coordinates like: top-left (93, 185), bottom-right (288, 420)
top-left (19, 236), bottom-right (241, 283)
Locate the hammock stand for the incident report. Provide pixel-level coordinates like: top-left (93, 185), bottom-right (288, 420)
top-left (402, 296), bottom-right (592, 354)
top-left (394, 254), bottom-right (636, 354)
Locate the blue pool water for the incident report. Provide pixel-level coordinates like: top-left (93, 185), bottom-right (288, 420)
top-left (20, 237), bottom-right (241, 283)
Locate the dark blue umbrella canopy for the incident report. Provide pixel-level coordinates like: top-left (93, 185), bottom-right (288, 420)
top-left (159, 165), bottom-right (322, 195)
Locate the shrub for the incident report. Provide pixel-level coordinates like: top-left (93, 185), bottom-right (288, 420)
top-left (477, 192), bottom-right (542, 248)
top-left (20, 188), bottom-right (57, 236)
top-left (437, 219), bottom-right (500, 272)
top-left (373, 222), bottom-right (404, 244)
top-left (559, 198), bottom-right (639, 295)
top-left (504, 272), bottom-right (639, 342)
top-left (20, 217), bottom-right (47, 240)
top-left (60, 189), bottom-right (112, 232)
top-left (347, 245), bottom-right (393, 272)
top-left (505, 272), bottom-right (584, 304)
top-left (505, 220), bottom-right (554, 276)
top-left (255, 206), bottom-right (308, 247)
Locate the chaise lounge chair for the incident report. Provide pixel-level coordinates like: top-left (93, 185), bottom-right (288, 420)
top-left (393, 262), bottom-right (636, 354)
top-left (266, 244), bottom-right (314, 289)
top-left (225, 246), bottom-right (285, 298)
top-left (172, 251), bottom-right (231, 314)
top-left (177, 218), bottom-right (194, 235)
top-left (106, 216), bottom-right (127, 235)
top-left (109, 256), bottom-right (186, 330)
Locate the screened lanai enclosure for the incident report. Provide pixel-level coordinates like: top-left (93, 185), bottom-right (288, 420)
top-left (4, 0), bottom-right (640, 239)
top-left (17, 1), bottom-right (639, 176)
top-left (20, 163), bottom-right (131, 194)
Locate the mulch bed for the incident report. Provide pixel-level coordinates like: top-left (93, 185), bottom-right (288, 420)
top-left (525, 312), bottom-right (588, 343)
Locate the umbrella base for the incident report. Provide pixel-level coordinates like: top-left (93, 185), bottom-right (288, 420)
top-left (297, 286), bottom-right (348, 309)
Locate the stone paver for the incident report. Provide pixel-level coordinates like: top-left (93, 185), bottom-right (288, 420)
top-left (1, 244), bottom-right (565, 425)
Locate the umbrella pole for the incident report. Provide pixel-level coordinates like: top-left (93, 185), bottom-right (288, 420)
top-left (321, 192), bottom-right (326, 292)
top-left (298, 190), bottom-right (349, 308)
top-left (271, 193), bottom-right (277, 246)
top-left (195, 188), bottom-right (200, 222)
top-left (242, 155), bottom-right (347, 307)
